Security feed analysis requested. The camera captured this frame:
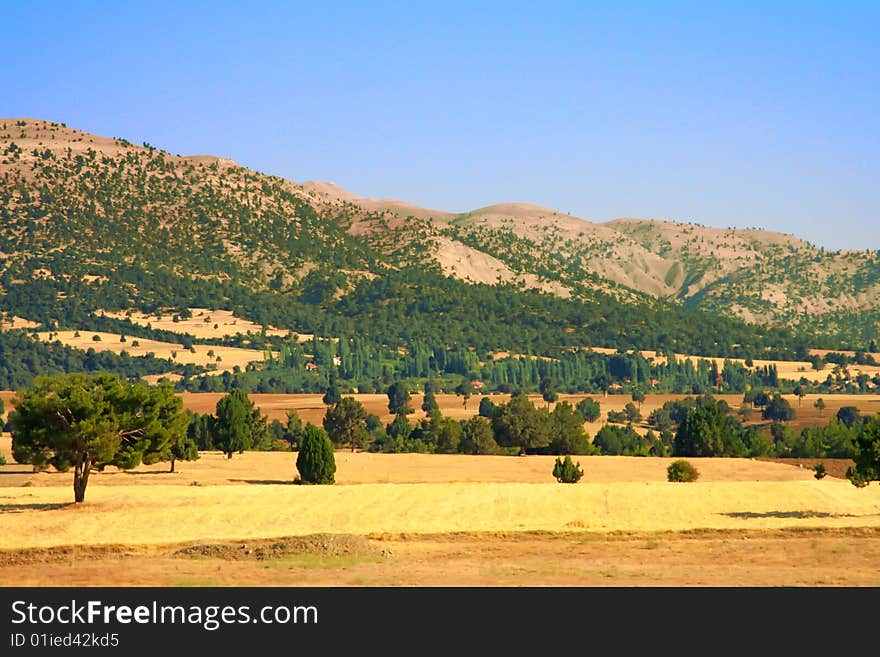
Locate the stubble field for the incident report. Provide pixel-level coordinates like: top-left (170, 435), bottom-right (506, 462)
top-left (1, 392), bottom-right (880, 586)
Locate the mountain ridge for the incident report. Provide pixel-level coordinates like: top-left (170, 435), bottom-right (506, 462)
top-left (1, 117), bottom-right (878, 344)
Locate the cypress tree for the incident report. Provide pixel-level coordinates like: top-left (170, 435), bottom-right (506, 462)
top-left (296, 423), bottom-right (336, 484)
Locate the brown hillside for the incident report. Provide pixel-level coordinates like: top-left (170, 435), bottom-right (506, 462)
top-left (5, 117), bottom-right (880, 335)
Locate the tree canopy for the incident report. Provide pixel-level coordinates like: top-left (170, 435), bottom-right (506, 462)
top-left (847, 416), bottom-right (880, 487)
top-left (10, 373), bottom-right (188, 502)
top-left (762, 394), bottom-right (795, 422)
top-left (323, 397), bottom-right (368, 451)
top-left (214, 389), bottom-right (269, 458)
top-left (673, 396), bottom-right (746, 457)
top-left (491, 394), bottom-right (551, 452)
top-left (386, 381), bottom-right (412, 415)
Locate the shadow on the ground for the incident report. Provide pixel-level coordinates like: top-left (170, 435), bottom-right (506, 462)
top-left (722, 510), bottom-right (856, 519)
top-left (93, 469), bottom-right (171, 477)
top-left (0, 502), bottom-right (72, 513)
top-left (229, 479), bottom-right (292, 485)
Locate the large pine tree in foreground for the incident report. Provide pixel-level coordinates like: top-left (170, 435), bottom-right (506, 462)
top-left (10, 373), bottom-right (189, 502)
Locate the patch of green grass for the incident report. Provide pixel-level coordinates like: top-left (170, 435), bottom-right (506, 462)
top-left (259, 554), bottom-right (379, 571)
top-left (171, 577), bottom-right (224, 587)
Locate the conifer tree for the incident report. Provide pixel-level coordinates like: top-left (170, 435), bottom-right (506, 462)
top-left (296, 423), bottom-right (336, 484)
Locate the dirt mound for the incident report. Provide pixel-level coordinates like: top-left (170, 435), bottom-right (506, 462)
top-left (0, 534), bottom-right (385, 568)
top-left (0, 544), bottom-right (140, 567)
top-left (173, 533), bottom-right (384, 560)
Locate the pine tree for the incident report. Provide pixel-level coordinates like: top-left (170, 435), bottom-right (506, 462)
top-left (163, 432), bottom-right (199, 473)
top-left (214, 389), bottom-right (267, 458)
top-left (10, 374), bottom-right (188, 503)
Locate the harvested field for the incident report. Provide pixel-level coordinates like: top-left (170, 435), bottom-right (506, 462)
top-left (2, 477), bottom-right (879, 551)
top-left (32, 330), bottom-right (269, 371)
top-left (0, 443), bottom-right (825, 488)
top-left (3, 390), bottom-right (880, 436)
top-left (3, 393), bottom-right (880, 586)
top-left (1, 447), bottom-right (879, 552)
top-left (101, 308), bottom-right (297, 339)
top-left (179, 391), bottom-right (880, 437)
top-left (0, 316), bottom-right (40, 330)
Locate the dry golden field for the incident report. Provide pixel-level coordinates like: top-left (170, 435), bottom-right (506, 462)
top-left (0, 315), bottom-right (41, 330)
top-left (1, 448), bottom-right (879, 585)
top-left (1, 445), bottom-right (879, 547)
top-left (179, 390), bottom-right (880, 439)
top-left (4, 389), bottom-right (878, 430)
top-left (101, 308), bottom-right (298, 340)
top-left (32, 330), bottom-right (269, 373)
top-left (586, 346), bottom-right (880, 383)
top-left (2, 392), bottom-right (880, 586)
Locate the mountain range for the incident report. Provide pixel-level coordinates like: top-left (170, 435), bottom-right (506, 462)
top-left (1, 118), bottom-right (877, 348)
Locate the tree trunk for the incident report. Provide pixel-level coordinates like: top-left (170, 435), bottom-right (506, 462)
top-left (170, 457), bottom-right (176, 473)
top-left (226, 451), bottom-right (233, 459)
top-left (73, 452), bottom-right (91, 504)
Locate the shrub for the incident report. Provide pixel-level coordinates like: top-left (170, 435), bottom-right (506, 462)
top-left (667, 459), bottom-right (699, 482)
top-left (553, 455), bottom-right (583, 483)
top-left (295, 424), bottom-right (336, 484)
top-left (813, 463), bottom-right (827, 480)
top-left (0, 453), bottom-right (6, 465)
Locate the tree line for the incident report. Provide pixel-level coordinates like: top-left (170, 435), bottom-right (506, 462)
top-left (7, 374), bottom-right (880, 504)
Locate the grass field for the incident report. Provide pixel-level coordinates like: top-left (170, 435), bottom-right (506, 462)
top-left (2, 392), bottom-right (880, 586)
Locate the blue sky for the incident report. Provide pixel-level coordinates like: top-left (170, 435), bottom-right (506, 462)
top-left (4, 2), bottom-right (878, 249)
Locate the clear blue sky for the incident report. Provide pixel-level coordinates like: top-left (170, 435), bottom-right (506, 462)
top-left (4, 2), bottom-right (878, 250)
